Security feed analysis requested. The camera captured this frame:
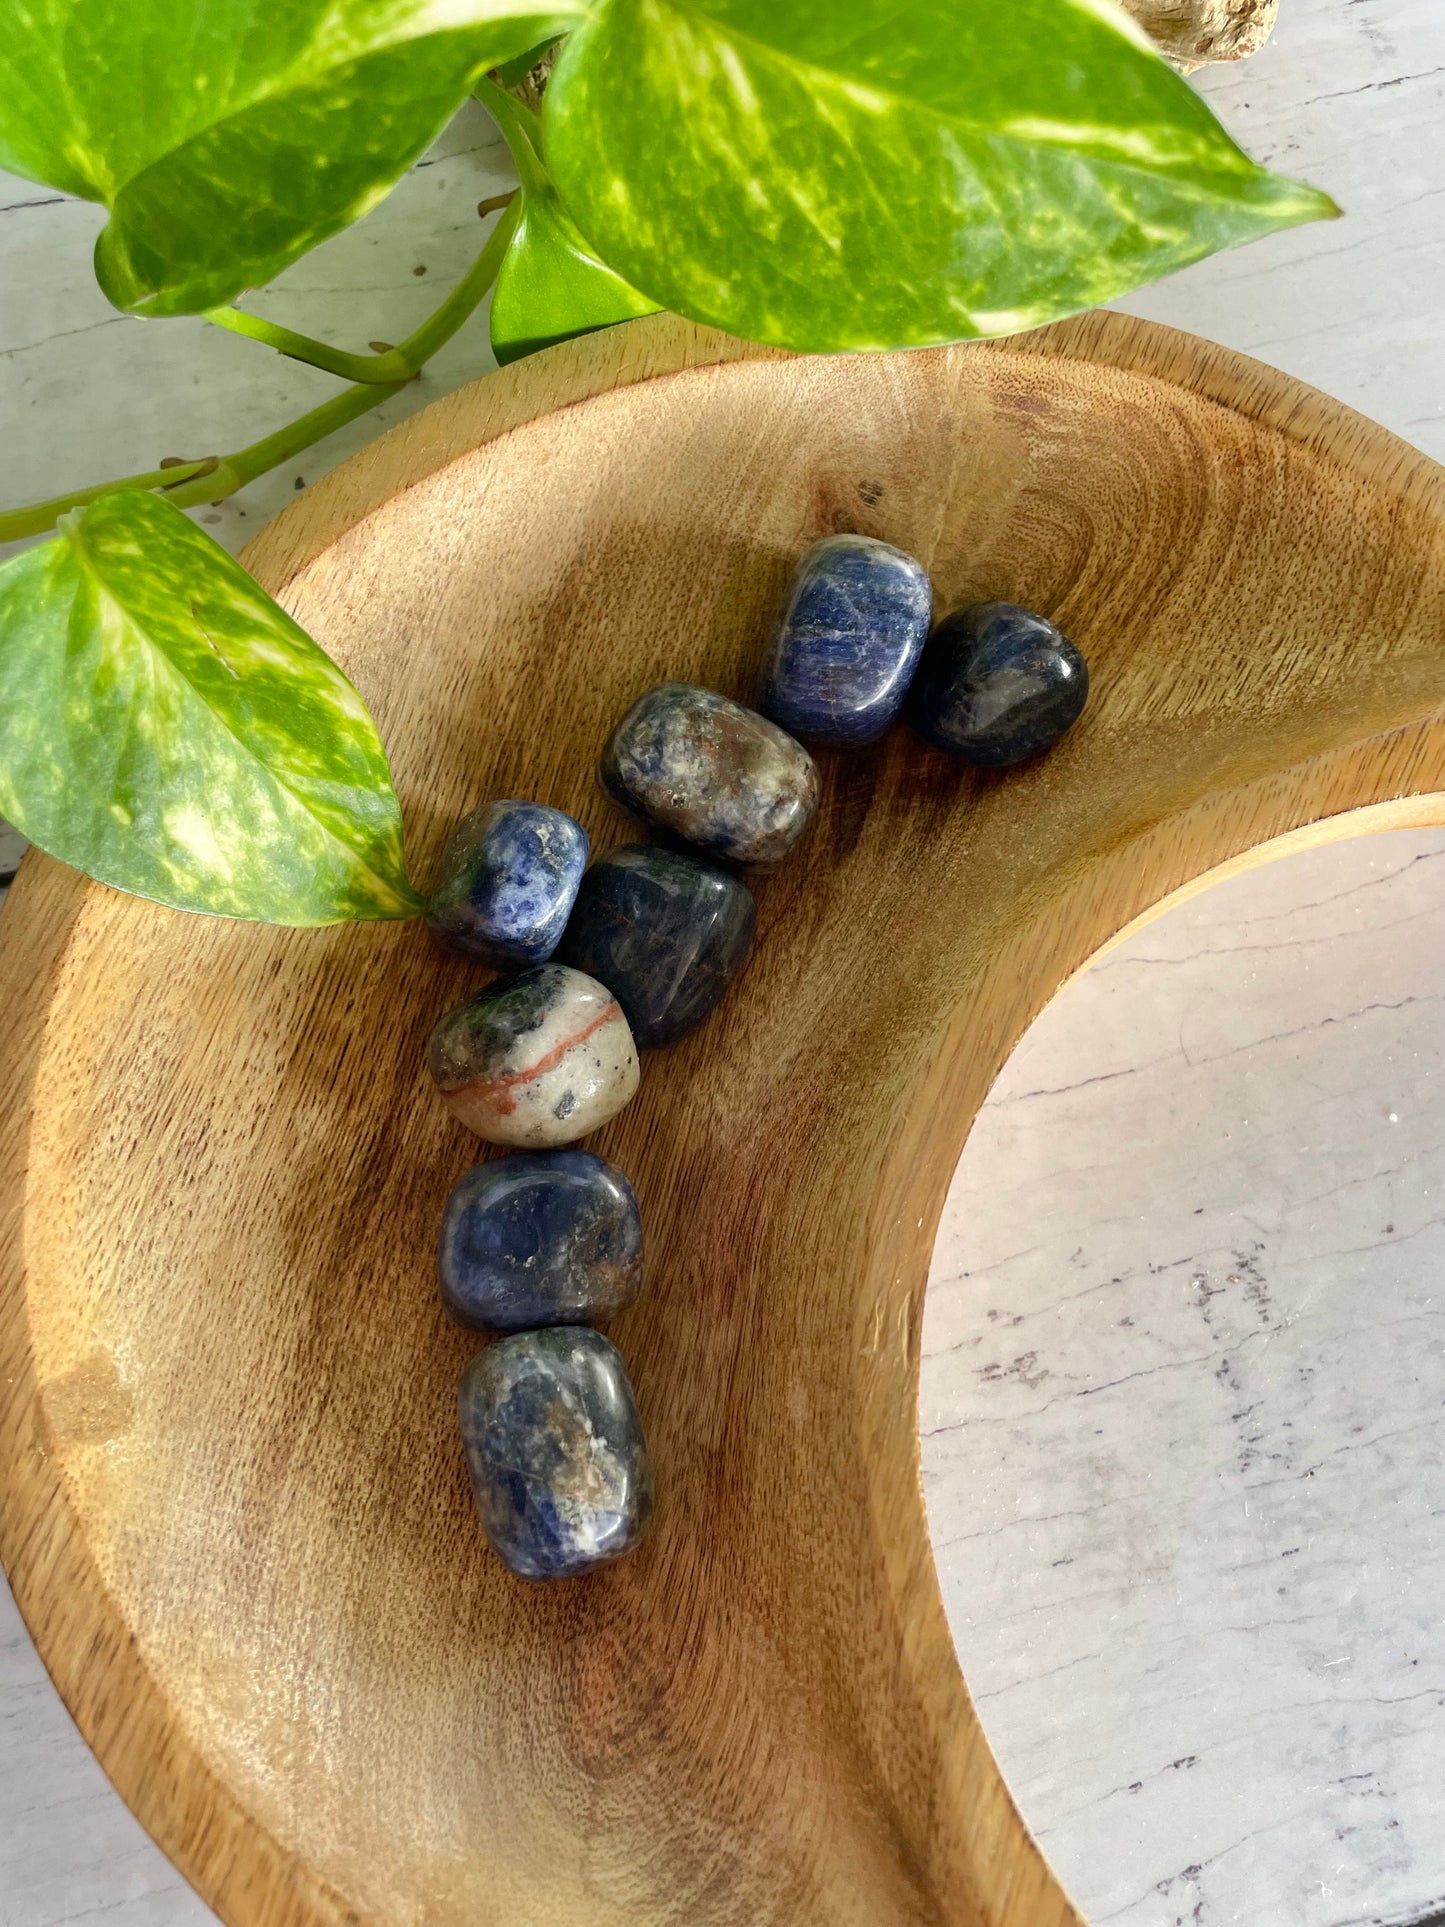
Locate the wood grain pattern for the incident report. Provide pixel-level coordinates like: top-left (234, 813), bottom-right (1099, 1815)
top-left (3, 312), bottom-right (1445, 1927)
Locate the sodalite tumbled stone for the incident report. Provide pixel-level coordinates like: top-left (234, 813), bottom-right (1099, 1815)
top-left (459, 1327), bottom-right (653, 1580)
top-left (601, 682), bottom-right (818, 866)
top-left (428, 963), bottom-right (639, 1147)
top-left (557, 845), bottom-right (756, 1049)
top-left (427, 800), bottom-right (588, 966)
top-left (907, 601), bottom-right (1089, 766)
top-left (761, 535), bottom-right (933, 745)
top-left (438, 1149), bottom-right (643, 1331)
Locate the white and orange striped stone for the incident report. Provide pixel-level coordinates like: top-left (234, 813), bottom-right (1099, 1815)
top-left (427, 964), bottom-right (639, 1148)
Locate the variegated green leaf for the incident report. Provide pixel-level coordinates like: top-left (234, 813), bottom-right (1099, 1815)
top-left (0, 0), bottom-right (583, 316)
top-left (545, 0), bottom-right (1337, 351)
top-left (0, 493), bottom-right (423, 923)
top-left (479, 79), bottom-right (660, 365)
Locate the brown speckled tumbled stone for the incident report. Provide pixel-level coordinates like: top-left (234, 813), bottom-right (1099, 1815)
top-left (600, 681), bottom-right (818, 865)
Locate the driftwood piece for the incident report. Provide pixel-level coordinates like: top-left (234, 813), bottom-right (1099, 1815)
top-left (1121, 0), bottom-right (1280, 67)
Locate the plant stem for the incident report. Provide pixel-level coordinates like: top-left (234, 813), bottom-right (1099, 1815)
top-left (0, 196), bottom-right (522, 543)
top-left (159, 378), bottom-right (411, 510)
top-left (0, 383), bottom-right (406, 543)
top-left (474, 77), bottom-right (548, 196)
top-left (0, 460), bottom-right (218, 543)
top-left (203, 194), bottom-right (520, 383)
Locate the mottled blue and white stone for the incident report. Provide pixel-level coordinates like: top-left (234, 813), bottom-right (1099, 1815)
top-left (907, 601), bottom-right (1089, 766)
top-left (438, 1149), bottom-right (643, 1331)
top-left (761, 535), bottom-right (933, 745)
top-left (427, 800), bottom-right (588, 966)
top-left (459, 1327), bottom-right (653, 1580)
top-left (556, 844), bottom-right (756, 1049)
top-left (428, 963), bottom-right (639, 1147)
top-left (600, 681), bottom-right (818, 866)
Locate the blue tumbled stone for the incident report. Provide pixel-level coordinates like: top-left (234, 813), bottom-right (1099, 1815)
top-left (556, 845), bottom-right (756, 1049)
top-left (907, 601), bottom-right (1089, 766)
top-left (459, 1328), bottom-right (653, 1580)
top-left (761, 535), bottom-right (933, 745)
top-left (438, 1149), bottom-right (643, 1331)
top-left (427, 801), bottom-right (588, 967)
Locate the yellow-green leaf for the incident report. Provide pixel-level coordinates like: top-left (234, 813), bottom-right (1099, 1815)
top-left (479, 78), bottom-right (660, 365)
top-left (545, 0), bottom-right (1337, 351)
top-left (0, 0), bottom-right (583, 315)
top-left (0, 493), bottom-right (424, 923)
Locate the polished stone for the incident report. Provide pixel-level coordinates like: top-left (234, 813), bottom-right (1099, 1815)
top-left (761, 534), bottom-right (933, 745)
top-left (458, 1327), bottom-right (653, 1580)
top-left (907, 601), bottom-right (1089, 766)
top-left (600, 681), bottom-right (818, 865)
top-left (428, 963), bottom-right (639, 1148)
top-left (438, 1149), bottom-right (643, 1330)
top-left (556, 844), bottom-right (756, 1049)
top-left (426, 799), bottom-right (588, 966)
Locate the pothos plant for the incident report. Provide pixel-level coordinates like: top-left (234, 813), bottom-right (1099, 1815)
top-left (0, 0), bottom-right (1333, 926)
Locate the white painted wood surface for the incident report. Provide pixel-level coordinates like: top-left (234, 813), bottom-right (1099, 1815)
top-left (924, 829), bottom-right (1445, 1927)
top-left (2, 4), bottom-right (1443, 1922)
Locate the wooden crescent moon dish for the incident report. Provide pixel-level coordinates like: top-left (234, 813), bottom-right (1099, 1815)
top-left (3, 313), bottom-right (1445, 1927)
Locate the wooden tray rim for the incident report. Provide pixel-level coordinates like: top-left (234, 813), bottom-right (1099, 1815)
top-left (5, 309), bottom-right (1445, 1927)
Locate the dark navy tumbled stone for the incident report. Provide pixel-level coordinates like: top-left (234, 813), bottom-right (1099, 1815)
top-left (459, 1328), bottom-right (653, 1580)
top-left (556, 845), bottom-right (756, 1049)
top-left (600, 682), bottom-right (818, 866)
top-left (761, 534), bottom-right (933, 745)
top-left (438, 1149), bottom-right (643, 1331)
top-left (427, 800), bottom-right (588, 966)
top-left (907, 602), bottom-right (1089, 767)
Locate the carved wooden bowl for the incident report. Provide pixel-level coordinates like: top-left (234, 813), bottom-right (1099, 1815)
top-left (3, 313), bottom-right (1444, 1927)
